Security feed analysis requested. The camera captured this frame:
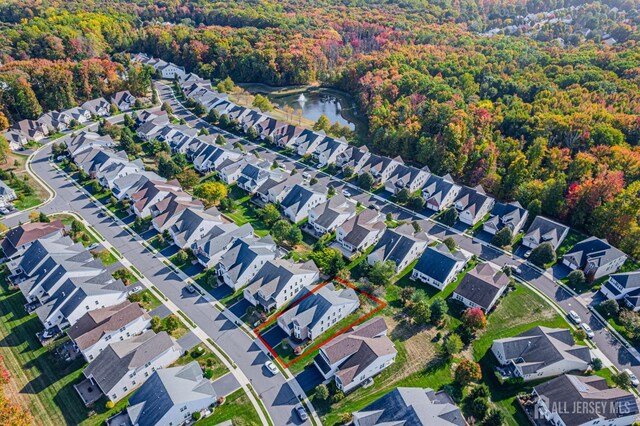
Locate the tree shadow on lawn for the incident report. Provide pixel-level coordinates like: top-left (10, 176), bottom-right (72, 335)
top-left (20, 352), bottom-right (85, 394)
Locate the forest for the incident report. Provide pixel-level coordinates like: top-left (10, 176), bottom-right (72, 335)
top-left (0, 0), bottom-right (638, 256)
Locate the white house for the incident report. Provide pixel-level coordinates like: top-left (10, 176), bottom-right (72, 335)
top-left (453, 185), bottom-right (495, 226)
top-left (562, 237), bottom-right (627, 280)
top-left (422, 174), bottom-right (461, 212)
top-left (384, 164), bottom-right (430, 195)
top-left (280, 184), bottom-right (327, 224)
top-left (216, 235), bottom-right (277, 291)
top-left (367, 224), bottom-right (430, 273)
top-left (600, 271), bottom-right (640, 311)
top-left (335, 209), bottom-right (387, 254)
top-left (0, 179), bottom-right (17, 208)
top-left (308, 194), bottom-right (357, 235)
top-left (410, 243), bottom-right (470, 291)
top-left (451, 263), bottom-right (509, 312)
top-left (522, 216), bottom-right (569, 250)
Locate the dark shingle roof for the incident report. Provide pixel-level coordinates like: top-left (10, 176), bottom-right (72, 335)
top-left (413, 243), bottom-right (469, 284)
top-left (563, 236), bottom-right (626, 269)
top-left (453, 263), bottom-right (509, 310)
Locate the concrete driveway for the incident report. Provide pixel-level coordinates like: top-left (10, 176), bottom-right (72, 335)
top-left (229, 298), bottom-right (251, 318)
top-left (295, 364), bottom-right (325, 393)
top-left (260, 326), bottom-right (289, 349)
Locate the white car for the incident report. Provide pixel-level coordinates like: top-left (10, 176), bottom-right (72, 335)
top-left (506, 264), bottom-right (522, 275)
top-left (87, 242), bottom-right (100, 250)
top-left (524, 250), bottom-right (532, 259)
top-left (265, 361), bottom-right (279, 375)
top-left (342, 189), bottom-right (351, 197)
top-left (42, 329), bottom-right (56, 339)
top-left (624, 369), bottom-right (639, 387)
top-left (568, 310), bottom-right (582, 324)
top-left (580, 323), bottom-right (594, 339)
top-left (128, 286), bottom-right (143, 295)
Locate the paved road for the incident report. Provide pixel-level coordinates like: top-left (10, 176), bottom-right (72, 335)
top-left (155, 82), bottom-right (640, 378)
top-left (2, 135), bottom-right (309, 425)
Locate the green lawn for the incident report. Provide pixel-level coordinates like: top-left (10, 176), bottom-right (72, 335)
top-left (98, 249), bottom-right (118, 265)
top-left (172, 346), bottom-right (228, 381)
top-left (14, 193), bottom-right (42, 210)
top-left (556, 230), bottom-right (587, 259)
top-left (225, 185), bottom-right (270, 237)
top-left (128, 289), bottom-right (162, 311)
top-left (196, 388), bottom-right (261, 426)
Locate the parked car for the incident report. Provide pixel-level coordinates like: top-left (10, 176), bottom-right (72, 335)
top-left (186, 285), bottom-right (197, 294)
top-left (295, 404), bottom-right (308, 421)
top-left (580, 323), bottom-right (594, 339)
top-left (342, 189), bottom-right (351, 197)
top-left (524, 250), bottom-right (532, 259)
top-left (568, 310), bottom-right (582, 324)
top-left (128, 286), bottom-right (143, 295)
top-left (624, 369), bottom-right (639, 387)
top-left (505, 264), bottom-right (522, 275)
top-left (265, 361), bottom-right (279, 375)
top-left (87, 242), bottom-right (100, 250)
top-left (0, 208), bottom-right (8, 215)
top-left (42, 329), bottom-right (56, 339)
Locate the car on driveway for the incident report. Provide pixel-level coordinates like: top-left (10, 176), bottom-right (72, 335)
top-left (295, 404), bottom-right (308, 421)
top-left (580, 323), bottom-right (594, 339)
top-left (185, 285), bottom-right (197, 294)
top-left (624, 369), bottom-right (639, 387)
top-left (568, 310), bottom-right (582, 324)
top-left (524, 250), bottom-right (532, 259)
top-left (265, 361), bottom-right (279, 375)
top-left (342, 189), bottom-right (351, 197)
top-left (128, 286), bottom-right (143, 295)
top-left (42, 329), bottom-right (56, 339)
top-left (505, 264), bottom-right (522, 275)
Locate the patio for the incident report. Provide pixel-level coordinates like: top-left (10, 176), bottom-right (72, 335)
top-left (74, 377), bottom-right (103, 406)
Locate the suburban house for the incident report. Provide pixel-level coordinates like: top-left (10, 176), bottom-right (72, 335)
top-left (110, 362), bottom-right (216, 426)
top-left (111, 91), bottom-right (136, 111)
top-left (112, 171), bottom-right (164, 201)
top-left (522, 216), bottom-right (569, 250)
top-left (453, 185), bottom-right (495, 226)
top-left (422, 174), bottom-right (461, 212)
top-left (81, 97), bottom-right (111, 117)
top-left (96, 158), bottom-right (145, 190)
top-left (358, 154), bottom-right (403, 185)
top-left (600, 271), bottom-right (640, 311)
top-left (191, 222), bottom-right (252, 266)
top-left (241, 110), bottom-right (267, 134)
top-left (335, 208), bottom-right (387, 254)
top-left (491, 326), bottom-right (592, 382)
top-left (131, 179), bottom-right (187, 218)
top-left (255, 172), bottom-right (304, 204)
top-left (336, 146), bottom-right (371, 174)
top-left (367, 224), bottom-right (430, 273)
top-left (0, 220), bottom-right (65, 259)
top-left (237, 162), bottom-right (272, 194)
top-left (451, 263), bottom-right (509, 312)
top-left (314, 317), bottom-right (396, 393)
top-left (562, 237), bottom-right (627, 280)
top-left (532, 375), bottom-right (639, 426)
top-left (216, 235), bottom-right (278, 290)
top-left (193, 144), bottom-right (243, 173)
top-left (0, 179), bottom-right (16, 208)
top-left (255, 116), bottom-right (283, 139)
top-left (410, 243), bottom-right (470, 290)
top-left (295, 129), bottom-right (324, 156)
top-left (67, 301), bottom-right (151, 362)
top-left (483, 201), bottom-right (529, 236)
top-left (273, 123), bottom-right (304, 148)
top-left (384, 164), bottom-right (430, 195)
top-left (67, 132), bottom-right (115, 157)
top-left (168, 207), bottom-right (225, 249)
top-left (308, 194), bottom-right (357, 235)
top-left (136, 110), bottom-right (170, 126)
top-left (63, 106), bottom-right (92, 124)
top-left (280, 184), bottom-right (327, 224)
top-left (352, 387), bottom-right (467, 426)
top-left (136, 120), bottom-right (169, 141)
top-left (157, 62), bottom-right (186, 79)
top-left (9, 119), bottom-right (49, 141)
top-left (37, 111), bottom-right (71, 132)
top-left (3, 130), bottom-right (28, 150)
top-left (151, 196), bottom-right (205, 234)
top-left (244, 258), bottom-right (319, 311)
top-left (313, 137), bottom-right (348, 166)
top-left (277, 282), bottom-right (360, 341)
top-left (80, 330), bottom-right (181, 403)
top-left (218, 158), bottom-right (255, 185)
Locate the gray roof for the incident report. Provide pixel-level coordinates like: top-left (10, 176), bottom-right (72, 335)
top-left (217, 235), bottom-right (276, 282)
top-left (387, 164), bottom-right (430, 189)
top-left (126, 361), bottom-right (216, 426)
top-left (279, 283), bottom-right (359, 332)
top-left (525, 216), bottom-right (569, 249)
top-left (81, 97), bottom-right (110, 114)
top-left (353, 387), bottom-right (466, 426)
top-left (534, 375), bottom-right (638, 426)
top-left (422, 174), bottom-right (460, 208)
top-left (563, 236), bottom-right (626, 270)
top-left (609, 271), bottom-right (640, 290)
top-left (193, 222), bottom-right (253, 260)
top-left (245, 259), bottom-right (319, 306)
top-left (280, 184), bottom-right (324, 216)
top-left (484, 201), bottom-right (527, 233)
top-left (311, 194), bottom-right (357, 229)
top-left (454, 185), bottom-right (494, 217)
top-left (453, 263), bottom-right (509, 310)
top-left (84, 331), bottom-right (176, 394)
top-left (493, 326), bottom-right (591, 375)
top-left (339, 209), bottom-right (386, 247)
top-left (413, 243), bottom-right (469, 283)
top-left (370, 224), bottom-right (429, 268)
top-left (170, 207), bottom-right (223, 247)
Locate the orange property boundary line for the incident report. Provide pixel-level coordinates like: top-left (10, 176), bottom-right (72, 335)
top-left (254, 277), bottom-right (387, 368)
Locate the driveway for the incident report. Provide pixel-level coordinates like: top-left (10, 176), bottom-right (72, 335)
top-left (295, 364), bottom-right (325, 393)
top-left (260, 326), bottom-right (289, 349)
top-left (229, 298), bottom-right (251, 319)
top-left (177, 331), bottom-right (201, 352)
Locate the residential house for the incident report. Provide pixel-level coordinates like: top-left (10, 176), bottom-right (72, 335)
top-left (453, 185), bottom-right (495, 226)
top-left (192, 223), bottom-right (254, 269)
top-left (81, 330), bottom-right (181, 403)
top-left (111, 362), bottom-right (216, 426)
top-left (358, 154), bottom-right (403, 185)
top-left (308, 194), bottom-right (357, 235)
top-left (9, 119), bottom-right (49, 141)
top-left (410, 243), bottom-right (470, 291)
top-left (63, 106), bottom-right (92, 124)
top-left (277, 282), bottom-right (360, 341)
top-left (280, 184), bottom-right (327, 223)
top-left (295, 129), bottom-right (324, 156)
top-left (136, 110), bottom-right (169, 126)
top-left (600, 271), bottom-right (640, 311)
top-left (522, 216), bottom-right (569, 250)
top-left (216, 235), bottom-right (277, 290)
top-left (243, 259), bottom-right (319, 311)
top-left (0, 179), bottom-right (16, 208)
top-left (131, 179), bottom-right (186, 218)
top-left (74, 148), bottom-right (127, 176)
top-left (533, 375), bottom-right (638, 426)
top-left (67, 301), bottom-right (151, 362)
top-left (451, 263), bottom-right (509, 312)
top-left (483, 201), bottom-right (528, 236)
top-left (562, 237), bottom-right (627, 280)
top-left (273, 124), bottom-right (304, 148)
top-left (384, 164), bottom-right (430, 195)
top-left (1, 220), bottom-right (64, 259)
top-left (81, 97), bottom-right (111, 117)
top-left (314, 317), bottom-right (396, 393)
top-left (136, 120), bottom-right (168, 141)
top-left (37, 111), bottom-right (71, 133)
top-left (181, 72), bottom-right (203, 83)
top-left (218, 158), bottom-right (254, 185)
top-left (491, 326), bottom-right (592, 382)
top-left (67, 132), bottom-right (115, 158)
top-left (240, 110), bottom-right (266, 134)
top-left (421, 174), bottom-right (461, 212)
top-left (335, 209), bottom-right (387, 254)
top-left (255, 172), bottom-right (304, 205)
top-left (111, 91), bottom-right (136, 112)
top-left (367, 224), bottom-right (430, 274)
top-left (169, 207), bottom-right (225, 249)
top-left (151, 196), bottom-right (205, 234)
top-left (336, 146), bottom-right (371, 174)
top-left (157, 62), bottom-right (186, 80)
top-left (237, 161), bottom-right (272, 194)
top-left (3, 130), bottom-right (28, 150)
top-left (352, 387), bottom-right (467, 426)
top-left (254, 116), bottom-right (282, 140)
top-left (96, 157), bottom-right (145, 191)
top-left (313, 137), bottom-right (348, 166)
top-left (112, 171), bottom-right (164, 201)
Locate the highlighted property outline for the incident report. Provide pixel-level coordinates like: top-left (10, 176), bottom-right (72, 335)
top-left (254, 277), bottom-right (387, 368)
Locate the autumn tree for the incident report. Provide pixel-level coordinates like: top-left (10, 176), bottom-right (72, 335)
top-left (252, 94), bottom-right (273, 112)
top-left (313, 114), bottom-right (331, 132)
top-left (194, 181), bottom-right (228, 205)
top-left (461, 307), bottom-right (487, 332)
top-left (455, 359), bottom-right (482, 385)
top-left (177, 169), bottom-right (199, 189)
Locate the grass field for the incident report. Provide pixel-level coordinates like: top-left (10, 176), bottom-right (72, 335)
top-left (225, 185), bottom-right (271, 237)
top-left (195, 388), bottom-right (261, 425)
top-left (0, 152), bottom-right (47, 211)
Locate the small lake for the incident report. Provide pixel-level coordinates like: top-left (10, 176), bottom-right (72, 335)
top-left (240, 83), bottom-right (367, 136)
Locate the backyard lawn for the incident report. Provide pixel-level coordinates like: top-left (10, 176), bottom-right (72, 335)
top-left (196, 388), bottom-right (261, 425)
top-left (128, 288), bottom-right (162, 311)
top-left (225, 185), bottom-right (270, 237)
top-left (172, 346), bottom-right (228, 381)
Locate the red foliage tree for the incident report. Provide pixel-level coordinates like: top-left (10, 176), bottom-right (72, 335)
top-left (461, 307), bottom-right (487, 332)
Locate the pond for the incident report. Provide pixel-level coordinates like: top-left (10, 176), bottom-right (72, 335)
top-left (240, 83), bottom-right (367, 136)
